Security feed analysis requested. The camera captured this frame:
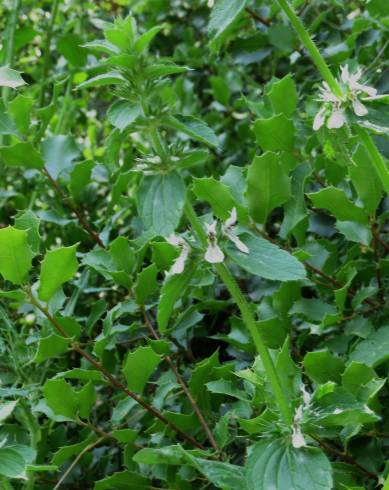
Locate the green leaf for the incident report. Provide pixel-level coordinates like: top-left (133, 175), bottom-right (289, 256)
top-left (280, 163), bottom-right (311, 238)
top-left (8, 94), bottom-right (33, 134)
top-left (38, 244), bottom-right (78, 302)
top-left (70, 160), bottom-right (94, 200)
top-left (43, 379), bottom-right (78, 419)
top-left (137, 171), bottom-right (186, 237)
top-left (14, 210), bottom-right (41, 255)
top-left (109, 236), bottom-right (135, 274)
top-left (0, 142), bottom-right (44, 169)
top-left (303, 350), bottom-right (345, 384)
top-left (34, 333), bottom-right (70, 364)
top-left (246, 439), bottom-right (332, 490)
top-left (349, 326), bottom-right (389, 367)
top-left (246, 151), bottom-right (291, 224)
top-left (349, 144), bottom-right (382, 215)
top-left (193, 177), bottom-right (236, 220)
top-left (134, 263), bottom-right (158, 304)
top-left (0, 101), bottom-right (18, 135)
top-left (187, 456), bottom-right (246, 490)
top-left (162, 115), bottom-right (219, 148)
top-left (336, 221), bottom-right (371, 246)
top-left (77, 71), bottom-right (126, 89)
top-left (134, 25), bottom-right (163, 53)
top-left (0, 400), bottom-right (18, 422)
top-left (157, 260), bottom-right (198, 332)
top-left (308, 187), bottom-right (368, 224)
top-left (107, 100), bottom-right (141, 131)
top-left (133, 445), bottom-right (185, 465)
top-left (253, 114), bottom-right (295, 152)
top-left (0, 226), bottom-right (33, 284)
top-left (94, 471), bottom-right (149, 490)
top-left (0, 447), bottom-right (26, 479)
top-left (122, 346), bottom-right (161, 393)
top-left (225, 233), bottom-right (306, 281)
top-left (41, 135), bottom-right (79, 179)
top-left (267, 74), bottom-right (297, 117)
top-left (0, 66), bottom-right (26, 88)
top-left (57, 33), bottom-right (87, 66)
top-left (208, 0), bottom-right (247, 53)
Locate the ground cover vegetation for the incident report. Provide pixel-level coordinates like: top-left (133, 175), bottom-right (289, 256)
top-left (0, 0), bottom-right (389, 488)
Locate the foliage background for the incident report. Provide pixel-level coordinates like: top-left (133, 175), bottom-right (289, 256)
top-left (0, 0), bottom-right (389, 489)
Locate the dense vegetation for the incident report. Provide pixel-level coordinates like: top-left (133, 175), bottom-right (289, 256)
top-left (0, 0), bottom-right (389, 488)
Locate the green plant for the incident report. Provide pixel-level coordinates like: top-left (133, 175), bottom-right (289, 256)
top-left (0, 1), bottom-right (389, 489)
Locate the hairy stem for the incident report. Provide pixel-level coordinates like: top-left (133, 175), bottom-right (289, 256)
top-left (183, 201), bottom-right (293, 425)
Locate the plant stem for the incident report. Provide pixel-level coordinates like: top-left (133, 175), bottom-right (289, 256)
top-left (183, 201), bottom-right (293, 425)
top-left (141, 307), bottom-right (221, 454)
top-left (276, 0), bottom-right (389, 196)
top-left (26, 289), bottom-right (205, 450)
top-left (276, 0), bottom-right (342, 97)
top-left (2, 0), bottom-right (21, 106)
top-left (38, 0), bottom-right (60, 107)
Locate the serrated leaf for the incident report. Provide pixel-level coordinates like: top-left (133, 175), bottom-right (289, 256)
top-left (246, 151), bottom-right (291, 224)
top-left (0, 142), bottom-right (44, 169)
top-left (253, 114), bottom-right (295, 152)
top-left (267, 74), bottom-right (298, 117)
top-left (308, 187), bottom-right (368, 224)
top-left (41, 135), bottom-right (79, 179)
top-left (0, 226), bottom-right (33, 284)
top-left (122, 346), bottom-right (161, 393)
top-left (38, 244), bottom-right (78, 302)
top-left (34, 333), bottom-right (70, 364)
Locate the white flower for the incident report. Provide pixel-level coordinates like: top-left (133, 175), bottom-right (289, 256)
top-left (204, 208), bottom-right (249, 264)
top-left (291, 405), bottom-right (306, 448)
top-left (313, 64), bottom-right (383, 131)
top-left (204, 221), bottom-right (224, 264)
top-left (221, 208), bottom-right (249, 254)
top-left (166, 234), bottom-right (190, 275)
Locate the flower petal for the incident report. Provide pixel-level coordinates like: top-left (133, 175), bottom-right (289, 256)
top-left (291, 426), bottom-right (306, 448)
top-left (205, 243), bottom-right (224, 263)
top-left (226, 231), bottom-right (249, 254)
top-left (352, 97), bottom-right (368, 117)
top-left (224, 207), bottom-right (237, 229)
top-left (313, 106), bottom-right (326, 131)
top-left (327, 108), bottom-right (345, 129)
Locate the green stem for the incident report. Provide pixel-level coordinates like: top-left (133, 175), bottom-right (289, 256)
top-left (2, 0), bottom-right (21, 106)
top-left (38, 0), bottom-right (60, 107)
top-left (276, 0), bottom-right (342, 97)
top-left (183, 201), bottom-right (293, 425)
top-left (354, 126), bottom-right (389, 195)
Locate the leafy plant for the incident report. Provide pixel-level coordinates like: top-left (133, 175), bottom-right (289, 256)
top-left (0, 0), bottom-right (389, 489)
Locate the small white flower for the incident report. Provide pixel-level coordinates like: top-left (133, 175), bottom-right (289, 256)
top-left (204, 221), bottom-right (224, 264)
top-left (221, 208), bottom-right (249, 254)
top-left (351, 97), bottom-right (368, 116)
top-left (166, 234), bottom-right (190, 275)
top-left (313, 64), bottom-right (383, 131)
